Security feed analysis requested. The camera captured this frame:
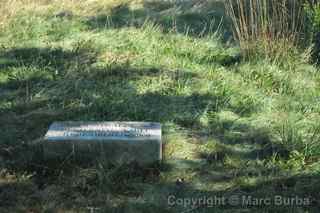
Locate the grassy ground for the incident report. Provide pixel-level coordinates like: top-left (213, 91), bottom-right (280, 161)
top-left (1, 0), bottom-right (320, 212)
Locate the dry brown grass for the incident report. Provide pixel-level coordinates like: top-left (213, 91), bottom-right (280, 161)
top-left (225, 0), bottom-right (306, 61)
top-left (0, 0), bottom-right (46, 29)
top-left (0, 0), bottom-right (139, 30)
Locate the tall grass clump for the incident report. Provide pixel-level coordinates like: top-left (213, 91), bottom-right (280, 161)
top-left (305, 1), bottom-right (320, 64)
top-left (225, 0), bottom-right (306, 62)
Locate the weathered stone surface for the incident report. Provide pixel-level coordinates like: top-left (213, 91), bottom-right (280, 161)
top-left (43, 122), bottom-right (162, 165)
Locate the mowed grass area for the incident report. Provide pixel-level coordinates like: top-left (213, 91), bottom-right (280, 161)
top-left (1, 0), bottom-right (320, 212)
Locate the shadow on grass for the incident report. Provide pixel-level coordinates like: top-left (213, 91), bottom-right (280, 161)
top-left (0, 46), bottom-right (281, 156)
top-left (0, 46), bottom-right (314, 212)
top-left (0, 181), bottom-right (38, 211)
top-left (1, 171), bottom-right (319, 212)
top-left (85, 0), bottom-right (232, 39)
top-left (0, 46), bottom-right (210, 165)
top-left (0, 47), bottom-right (96, 74)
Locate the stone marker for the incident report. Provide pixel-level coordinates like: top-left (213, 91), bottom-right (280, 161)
top-left (43, 122), bottom-right (162, 165)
